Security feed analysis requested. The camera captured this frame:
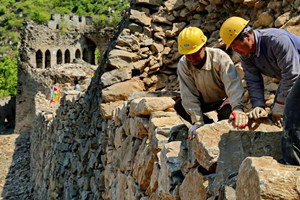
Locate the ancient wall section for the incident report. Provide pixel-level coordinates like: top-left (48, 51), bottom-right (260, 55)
top-left (21, 17), bottom-right (96, 69)
top-left (15, 15), bottom-right (114, 134)
top-left (32, 44), bottom-right (96, 69)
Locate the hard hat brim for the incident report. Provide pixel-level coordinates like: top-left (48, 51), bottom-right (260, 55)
top-left (179, 43), bottom-right (204, 55)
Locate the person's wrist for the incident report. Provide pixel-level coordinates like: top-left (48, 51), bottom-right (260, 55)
top-left (233, 109), bottom-right (243, 112)
top-left (233, 105), bottom-right (244, 112)
top-left (193, 121), bottom-right (204, 126)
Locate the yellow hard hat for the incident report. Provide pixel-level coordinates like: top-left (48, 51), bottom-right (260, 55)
top-left (220, 16), bottom-right (249, 49)
top-left (178, 27), bottom-right (207, 55)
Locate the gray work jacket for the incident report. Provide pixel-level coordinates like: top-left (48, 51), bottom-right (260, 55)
top-left (240, 29), bottom-right (300, 108)
top-left (177, 47), bottom-right (245, 124)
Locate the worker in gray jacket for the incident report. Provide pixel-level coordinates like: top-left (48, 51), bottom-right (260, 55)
top-left (220, 16), bottom-right (300, 127)
top-left (175, 27), bottom-right (248, 140)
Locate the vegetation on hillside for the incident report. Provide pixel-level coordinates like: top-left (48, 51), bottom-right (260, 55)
top-left (0, 0), bottom-right (130, 97)
top-left (0, 57), bottom-right (17, 97)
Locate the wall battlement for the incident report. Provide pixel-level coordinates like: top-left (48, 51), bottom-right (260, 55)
top-left (47, 14), bottom-right (93, 30)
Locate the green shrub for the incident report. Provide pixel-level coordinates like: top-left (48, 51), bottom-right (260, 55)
top-left (58, 19), bottom-right (69, 35)
top-left (8, 18), bottom-right (24, 30)
top-left (93, 14), bottom-right (108, 29)
top-left (0, 5), bottom-right (7, 15)
top-left (53, 7), bottom-right (71, 15)
top-left (30, 10), bottom-right (51, 24)
top-left (95, 48), bottom-right (101, 64)
top-left (0, 56), bottom-right (17, 97)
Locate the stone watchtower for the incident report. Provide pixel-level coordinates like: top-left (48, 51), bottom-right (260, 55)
top-left (27, 14), bottom-right (96, 69)
top-left (16, 14), bottom-right (114, 134)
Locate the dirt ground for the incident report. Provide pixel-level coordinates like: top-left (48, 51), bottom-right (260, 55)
top-left (0, 132), bottom-right (18, 197)
top-left (0, 127), bottom-right (32, 200)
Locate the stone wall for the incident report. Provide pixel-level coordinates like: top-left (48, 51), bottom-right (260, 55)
top-left (27, 0), bottom-right (300, 200)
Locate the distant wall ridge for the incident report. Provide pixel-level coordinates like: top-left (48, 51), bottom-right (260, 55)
top-left (47, 13), bottom-right (94, 30)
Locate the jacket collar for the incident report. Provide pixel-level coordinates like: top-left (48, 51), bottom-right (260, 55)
top-left (252, 30), bottom-right (261, 57)
top-left (240, 30), bottom-right (260, 59)
top-left (184, 47), bottom-right (212, 70)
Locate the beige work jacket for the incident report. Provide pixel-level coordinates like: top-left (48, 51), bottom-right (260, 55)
top-left (177, 47), bottom-right (245, 124)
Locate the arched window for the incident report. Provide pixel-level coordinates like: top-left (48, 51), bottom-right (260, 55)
top-left (36, 50), bottom-right (43, 68)
top-left (75, 49), bottom-right (81, 59)
top-left (65, 49), bottom-right (70, 63)
top-left (83, 37), bottom-right (96, 65)
top-left (83, 48), bottom-right (88, 63)
top-left (45, 50), bottom-right (51, 68)
top-left (57, 50), bottom-right (62, 64)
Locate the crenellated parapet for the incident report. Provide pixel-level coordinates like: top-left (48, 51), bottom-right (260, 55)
top-left (47, 14), bottom-right (93, 30)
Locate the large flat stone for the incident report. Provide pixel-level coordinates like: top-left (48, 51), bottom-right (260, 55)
top-left (102, 77), bottom-right (145, 103)
top-left (236, 156), bottom-right (300, 199)
top-left (212, 121), bottom-right (282, 196)
top-left (129, 97), bottom-right (175, 117)
top-left (193, 119), bottom-right (282, 173)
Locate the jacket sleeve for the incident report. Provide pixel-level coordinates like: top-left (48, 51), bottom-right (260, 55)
top-left (219, 51), bottom-right (245, 111)
top-left (270, 34), bottom-right (300, 103)
top-left (177, 58), bottom-right (204, 124)
top-left (241, 57), bottom-right (265, 108)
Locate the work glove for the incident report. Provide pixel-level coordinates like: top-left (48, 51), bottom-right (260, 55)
top-left (248, 107), bottom-right (268, 119)
top-left (188, 121), bottom-right (204, 140)
top-left (230, 110), bottom-right (248, 128)
top-left (271, 102), bottom-right (284, 128)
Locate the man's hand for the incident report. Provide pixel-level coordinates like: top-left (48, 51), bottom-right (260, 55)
top-left (230, 110), bottom-right (248, 128)
top-left (248, 107), bottom-right (268, 119)
top-left (188, 121), bottom-right (204, 140)
top-left (271, 102), bottom-right (284, 128)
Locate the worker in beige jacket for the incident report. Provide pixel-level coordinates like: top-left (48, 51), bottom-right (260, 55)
top-left (175, 27), bottom-right (248, 140)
